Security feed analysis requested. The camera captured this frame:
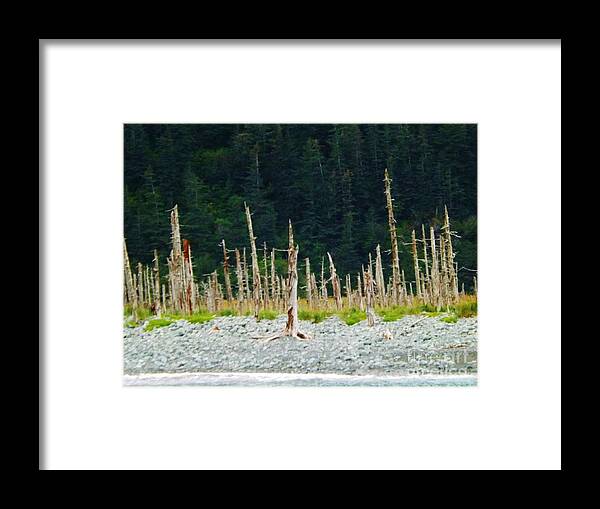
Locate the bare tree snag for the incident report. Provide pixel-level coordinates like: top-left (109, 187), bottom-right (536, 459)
top-left (310, 273), bottom-right (318, 310)
top-left (384, 168), bottom-right (401, 305)
top-left (421, 224), bottom-right (430, 302)
top-left (183, 239), bottom-right (196, 314)
top-left (411, 230), bottom-right (422, 299)
top-left (364, 269), bottom-right (376, 326)
top-left (244, 203), bottom-right (262, 320)
top-left (375, 244), bottom-right (387, 307)
top-left (357, 273), bottom-right (365, 311)
top-left (305, 258), bottom-right (312, 308)
top-left (327, 252), bottom-right (343, 310)
top-left (262, 242), bottom-right (270, 308)
top-left (123, 239), bottom-right (138, 319)
top-left (242, 247), bottom-right (251, 301)
top-left (152, 249), bottom-right (162, 317)
top-left (429, 226), bottom-right (439, 308)
top-left (320, 257), bottom-right (328, 306)
top-left (345, 273), bottom-right (353, 308)
top-left (207, 273), bottom-right (216, 312)
top-left (145, 265), bottom-right (152, 307)
top-left (259, 220), bottom-right (310, 342)
top-left (234, 248), bottom-right (244, 311)
top-left (167, 205), bottom-right (192, 314)
top-left (212, 270), bottom-right (220, 311)
top-left (442, 205), bottom-right (460, 302)
top-left (166, 255), bottom-right (176, 312)
top-left (137, 262), bottom-right (144, 304)
top-left (170, 205), bottom-right (183, 259)
top-left (279, 274), bottom-right (286, 309)
top-left (221, 240), bottom-right (234, 303)
top-left (273, 264), bottom-right (281, 311)
top-left (271, 249), bottom-right (277, 302)
top-left (439, 232), bottom-right (450, 308)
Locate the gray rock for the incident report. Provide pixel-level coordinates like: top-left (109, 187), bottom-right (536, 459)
top-left (123, 314), bottom-right (477, 377)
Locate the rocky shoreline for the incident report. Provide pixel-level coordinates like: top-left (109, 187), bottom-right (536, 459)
top-left (123, 314), bottom-right (477, 381)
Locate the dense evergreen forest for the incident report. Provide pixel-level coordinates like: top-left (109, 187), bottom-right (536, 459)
top-left (124, 124), bottom-right (477, 290)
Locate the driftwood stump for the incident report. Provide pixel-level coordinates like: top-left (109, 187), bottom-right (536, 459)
top-left (258, 220), bottom-right (310, 342)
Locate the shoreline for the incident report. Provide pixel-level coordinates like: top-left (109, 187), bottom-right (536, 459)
top-left (123, 371), bottom-right (477, 387)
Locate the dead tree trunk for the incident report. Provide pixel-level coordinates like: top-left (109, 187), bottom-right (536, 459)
top-left (439, 233), bottom-right (449, 308)
top-left (263, 242), bottom-right (272, 308)
top-left (137, 262), bottom-right (144, 305)
top-left (183, 239), bottom-right (196, 315)
top-left (305, 258), bottom-right (312, 308)
top-left (430, 226), bottom-right (441, 309)
top-left (443, 205), bottom-right (460, 302)
top-left (375, 244), bottom-right (387, 307)
top-left (310, 273), bottom-right (318, 309)
top-left (345, 273), bottom-right (353, 308)
top-left (259, 220), bottom-right (310, 341)
top-left (221, 240), bottom-right (234, 303)
top-left (273, 264), bottom-right (281, 311)
top-left (320, 257), bottom-right (328, 306)
top-left (244, 203), bottom-right (262, 320)
top-left (145, 265), bottom-right (152, 307)
top-left (357, 273), bottom-right (365, 311)
top-left (384, 168), bottom-right (401, 305)
top-left (271, 249), bottom-right (277, 302)
top-left (421, 224), bottom-right (430, 303)
top-left (327, 252), bottom-right (343, 310)
top-left (123, 239), bottom-right (138, 319)
top-left (411, 230), bottom-right (422, 299)
top-left (207, 274), bottom-right (216, 312)
top-left (279, 274), bottom-right (286, 311)
top-left (234, 248), bottom-right (244, 313)
top-left (152, 249), bottom-right (162, 317)
top-left (212, 271), bottom-right (220, 311)
top-left (168, 205), bottom-right (189, 314)
top-left (364, 269), bottom-right (376, 326)
top-left (242, 248), bottom-right (251, 302)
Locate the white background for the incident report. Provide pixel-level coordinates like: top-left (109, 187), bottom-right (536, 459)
top-left (41, 41), bottom-right (561, 470)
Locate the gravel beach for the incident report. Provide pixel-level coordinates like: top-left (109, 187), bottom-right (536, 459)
top-left (123, 314), bottom-right (477, 384)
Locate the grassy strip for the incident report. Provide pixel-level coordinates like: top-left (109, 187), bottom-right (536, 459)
top-left (126, 295), bottom-right (477, 330)
top-left (379, 305), bottom-right (423, 322)
top-left (123, 305), bottom-right (152, 322)
top-left (145, 318), bottom-right (175, 331)
top-left (258, 309), bottom-right (278, 320)
top-left (454, 299), bottom-right (477, 318)
top-left (140, 310), bottom-right (216, 331)
top-left (298, 309), bottom-right (335, 323)
top-left (440, 315), bottom-right (458, 324)
top-left (378, 296), bottom-right (477, 322)
top-left (337, 308), bottom-right (367, 326)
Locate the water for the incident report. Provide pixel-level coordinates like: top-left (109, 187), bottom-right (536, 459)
top-left (123, 371), bottom-right (477, 387)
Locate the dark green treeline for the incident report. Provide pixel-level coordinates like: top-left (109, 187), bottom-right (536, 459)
top-left (124, 124), bottom-right (477, 290)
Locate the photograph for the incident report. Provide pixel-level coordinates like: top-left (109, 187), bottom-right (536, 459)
top-left (123, 123), bottom-right (478, 386)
